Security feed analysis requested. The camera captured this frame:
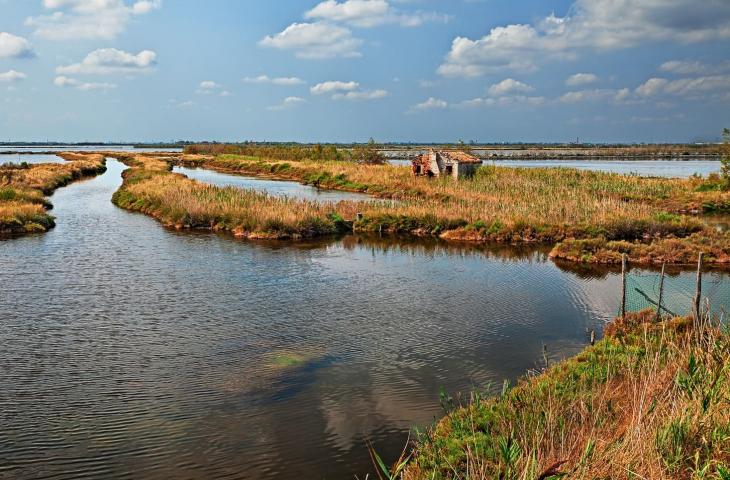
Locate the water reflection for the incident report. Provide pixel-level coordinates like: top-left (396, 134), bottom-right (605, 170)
top-left (173, 165), bottom-right (375, 202)
top-left (1, 159), bottom-right (726, 479)
top-left (389, 158), bottom-right (719, 178)
top-left (0, 153), bottom-right (65, 165)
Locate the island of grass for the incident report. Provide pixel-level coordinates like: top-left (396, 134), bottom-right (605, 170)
top-left (92, 143), bottom-right (730, 265)
top-left (174, 146), bottom-right (730, 265)
top-left (400, 311), bottom-right (729, 480)
top-left (0, 153), bottom-right (107, 235)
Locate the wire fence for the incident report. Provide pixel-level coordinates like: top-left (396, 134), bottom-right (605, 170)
top-left (621, 253), bottom-right (730, 320)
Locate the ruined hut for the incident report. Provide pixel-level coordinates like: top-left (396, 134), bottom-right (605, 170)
top-left (411, 149), bottom-right (482, 179)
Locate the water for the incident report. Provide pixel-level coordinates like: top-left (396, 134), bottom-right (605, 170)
top-left (0, 146), bottom-right (183, 153)
top-left (173, 165), bottom-right (375, 202)
top-left (388, 158), bottom-right (720, 178)
top-left (1, 160), bottom-right (726, 479)
top-left (0, 153), bottom-right (66, 165)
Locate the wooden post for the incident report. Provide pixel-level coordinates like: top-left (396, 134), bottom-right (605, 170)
top-left (694, 252), bottom-right (704, 321)
top-left (590, 330), bottom-right (595, 346)
top-left (656, 263), bottom-right (666, 321)
top-left (621, 254), bottom-right (628, 319)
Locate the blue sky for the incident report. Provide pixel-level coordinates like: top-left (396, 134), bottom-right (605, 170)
top-left (0, 0), bottom-right (729, 143)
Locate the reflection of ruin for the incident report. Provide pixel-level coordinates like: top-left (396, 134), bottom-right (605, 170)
top-left (411, 149), bottom-right (482, 179)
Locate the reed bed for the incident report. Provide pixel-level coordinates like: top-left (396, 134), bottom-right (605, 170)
top-left (172, 154), bottom-right (730, 264)
top-left (403, 310), bottom-right (730, 480)
top-left (0, 153), bottom-right (106, 234)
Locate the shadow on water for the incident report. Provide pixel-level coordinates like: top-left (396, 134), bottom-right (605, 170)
top-left (1, 159), bottom-right (728, 479)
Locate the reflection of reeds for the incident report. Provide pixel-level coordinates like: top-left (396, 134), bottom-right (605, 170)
top-left (0, 153), bottom-right (106, 234)
top-left (404, 310), bottom-right (730, 479)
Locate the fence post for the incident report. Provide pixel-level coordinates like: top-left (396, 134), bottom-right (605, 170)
top-left (656, 263), bottom-right (666, 321)
top-left (693, 252), bottom-right (704, 321)
top-left (621, 254), bottom-right (628, 319)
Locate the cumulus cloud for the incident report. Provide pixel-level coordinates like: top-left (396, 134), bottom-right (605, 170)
top-left (56, 48), bottom-right (157, 75)
top-left (635, 77), bottom-right (669, 97)
top-left (566, 73), bottom-right (598, 86)
top-left (559, 88), bottom-right (621, 103)
top-left (487, 78), bottom-right (533, 96)
top-left (54, 75), bottom-right (116, 91)
top-left (458, 95), bottom-right (546, 108)
top-left (260, 22), bottom-right (362, 59)
top-left (243, 75), bottom-right (305, 86)
top-left (410, 97), bottom-right (448, 111)
top-left (26, 0), bottom-right (161, 40)
top-left (0, 70), bottom-right (28, 82)
top-left (304, 0), bottom-right (447, 28)
top-left (636, 75), bottom-right (730, 98)
top-left (267, 96), bottom-right (307, 110)
top-left (332, 89), bottom-right (388, 100)
top-left (0, 32), bottom-right (34, 59)
top-left (438, 0), bottom-right (730, 77)
top-left (196, 80), bottom-right (231, 96)
top-left (310, 80), bottom-right (359, 95)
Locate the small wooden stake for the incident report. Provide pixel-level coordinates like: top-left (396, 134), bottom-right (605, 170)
top-left (694, 252), bottom-right (704, 322)
top-left (621, 254), bottom-right (628, 319)
top-left (656, 263), bottom-right (666, 321)
top-left (590, 330), bottom-right (595, 346)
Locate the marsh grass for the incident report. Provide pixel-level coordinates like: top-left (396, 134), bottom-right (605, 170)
top-left (172, 154), bottom-right (730, 264)
top-left (403, 310), bottom-right (730, 479)
top-left (0, 153), bottom-right (106, 234)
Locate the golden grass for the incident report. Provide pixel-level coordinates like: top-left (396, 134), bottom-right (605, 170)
top-left (0, 153), bottom-right (106, 235)
top-left (171, 154), bottom-right (730, 264)
top-left (404, 311), bottom-right (730, 479)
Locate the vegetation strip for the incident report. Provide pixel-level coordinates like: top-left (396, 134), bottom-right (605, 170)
top-left (173, 146), bottom-right (730, 265)
top-left (401, 310), bottom-right (729, 479)
top-left (0, 153), bottom-right (107, 235)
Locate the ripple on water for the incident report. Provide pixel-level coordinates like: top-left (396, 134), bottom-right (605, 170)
top-left (2, 159), bottom-right (726, 479)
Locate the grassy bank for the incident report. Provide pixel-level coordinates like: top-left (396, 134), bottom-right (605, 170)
top-left (0, 153), bottom-right (106, 235)
top-left (170, 153), bottom-right (730, 265)
top-left (109, 153), bottom-right (369, 239)
top-left (401, 311), bottom-right (729, 480)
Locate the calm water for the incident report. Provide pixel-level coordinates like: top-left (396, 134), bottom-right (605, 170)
top-left (0, 153), bottom-right (65, 165)
top-left (0, 146), bottom-right (183, 153)
top-left (389, 158), bottom-right (720, 178)
top-left (173, 165), bottom-right (375, 202)
top-left (1, 159), bottom-right (726, 479)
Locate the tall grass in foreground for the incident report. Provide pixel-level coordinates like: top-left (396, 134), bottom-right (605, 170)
top-left (402, 310), bottom-right (729, 480)
top-left (0, 153), bottom-right (106, 234)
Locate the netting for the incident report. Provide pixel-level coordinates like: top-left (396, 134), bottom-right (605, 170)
top-left (623, 270), bottom-right (730, 319)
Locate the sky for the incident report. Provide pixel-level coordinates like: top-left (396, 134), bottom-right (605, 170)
top-left (0, 0), bottom-right (729, 143)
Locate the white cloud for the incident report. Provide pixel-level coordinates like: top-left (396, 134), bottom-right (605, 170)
top-left (438, 0), bottom-right (730, 77)
top-left (260, 22), bottom-right (362, 59)
top-left (56, 48), bottom-right (157, 75)
top-left (54, 75), bottom-right (116, 91)
top-left (459, 95), bottom-right (546, 108)
top-left (411, 97), bottom-right (448, 111)
top-left (332, 89), bottom-right (388, 100)
top-left (311, 80), bottom-right (359, 95)
top-left (487, 78), bottom-right (533, 96)
top-left (196, 80), bottom-right (231, 96)
top-left (26, 0), bottom-right (161, 40)
top-left (0, 70), bottom-right (28, 82)
top-left (635, 77), bottom-right (669, 97)
top-left (267, 96), bottom-right (307, 111)
top-left (0, 32), bottom-right (34, 59)
top-left (566, 73), bottom-right (598, 86)
top-left (243, 75), bottom-right (305, 86)
top-left (199, 80), bottom-right (220, 90)
top-left (304, 0), bottom-right (447, 28)
top-left (168, 98), bottom-right (195, 109)
top-left (559, 88), bottom-right (619, 103)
